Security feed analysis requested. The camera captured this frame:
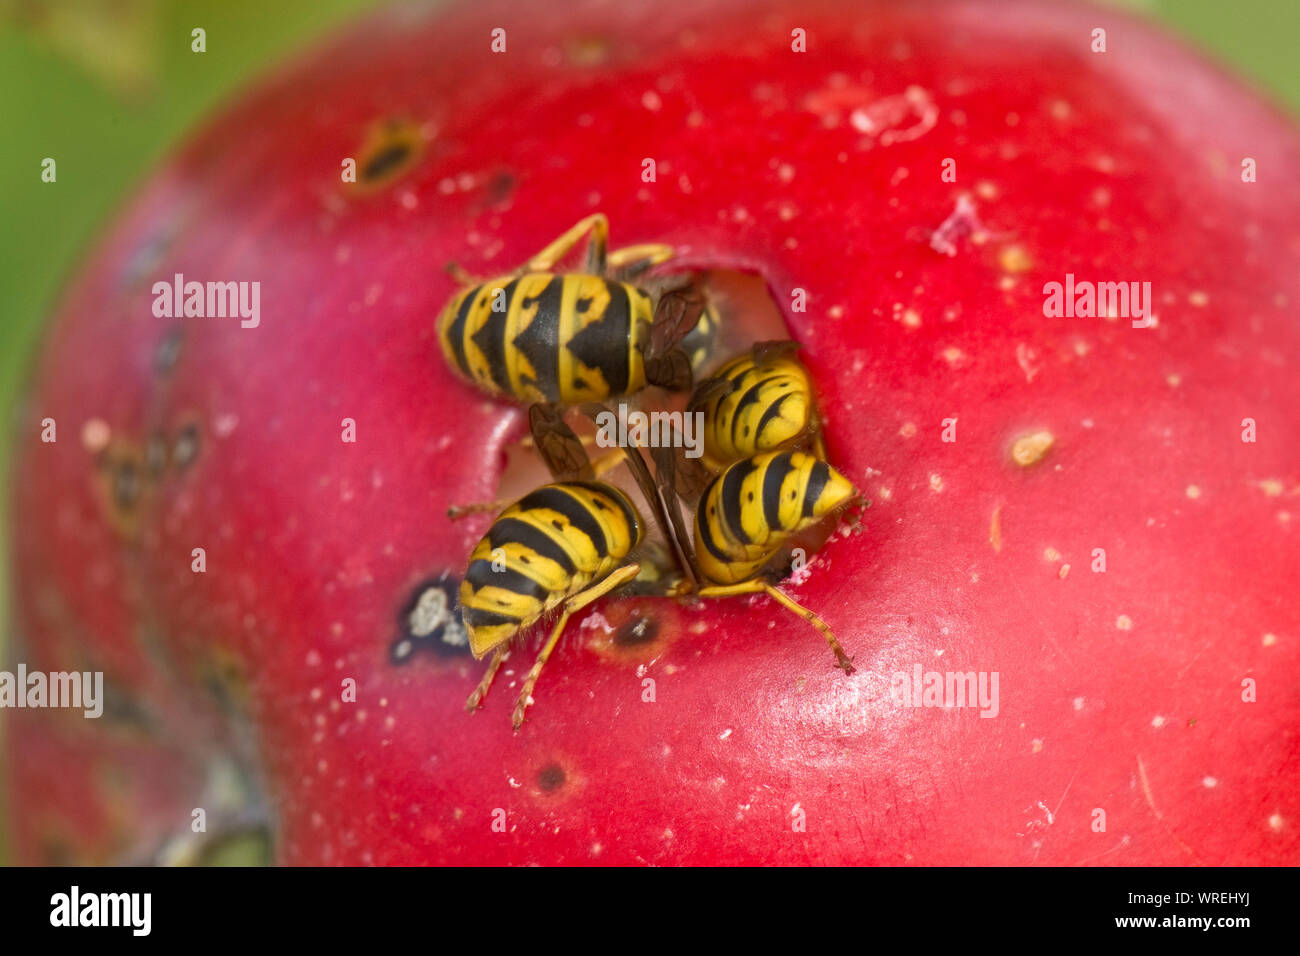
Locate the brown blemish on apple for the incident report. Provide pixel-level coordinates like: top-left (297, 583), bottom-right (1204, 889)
top-left (1010, 430), bottom-right (1054, 467)
top-left (588, 601), bottom-right (683, 661)
top-left (613, 614), bottom-right (659, 647)
top-left (92, 439), bottom-right (151, 539)
top-left (537, 763), bottom-right (567, 792)
top-left (350, 117), bottom-right (426, 194)
top-left (201, 645), bottom-right (254, 718)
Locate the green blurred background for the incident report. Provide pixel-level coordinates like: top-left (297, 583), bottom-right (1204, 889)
top-left (0, 0), bottom-right (1297, 865)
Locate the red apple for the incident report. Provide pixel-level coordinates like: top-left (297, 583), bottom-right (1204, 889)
top-left (7, 0), bottom-right (1299, 865)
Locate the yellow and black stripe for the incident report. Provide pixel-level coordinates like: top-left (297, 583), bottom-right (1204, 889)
top-left (460, 481), bottom-right (643, 657)
top-left (695, 450), bottom-right (855, 585)
top-left (437, 273), bottom-right (654, 405)
top-left (692, 350), bottom-right (815, 470)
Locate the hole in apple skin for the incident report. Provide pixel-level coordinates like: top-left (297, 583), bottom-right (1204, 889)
top-left (537, 763), bottom-right (567, 792)
top-left (612, 613), bottom-right (659, 647)
top-left (350, 117), bottom-right (426, 194)
top-left (460, 268), bottom-right (796, 555)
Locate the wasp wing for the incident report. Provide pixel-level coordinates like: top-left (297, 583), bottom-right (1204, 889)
top-left (529, 402), bottom-right (595, 482)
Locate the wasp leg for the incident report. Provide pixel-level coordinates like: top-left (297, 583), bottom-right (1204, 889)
top-left (588, 446), bottom-right (627, 478)
top-left (695, 580), bottom-right (855, 674)
top-left (448, 411), bottom-right (624, 520)
top-left (521, 432), bottom-right (600, 449)
top-left (606, 242), bottom-right (676, 281)
top-left (445, 260), bottom-right (477, 285)
top-left (446, 459), bottom-right (620, 520)
top-left (447, 499), bottom-right (510, 521)
top-left (512, 563), bottom-right (641, 729)
top-left (521, 213), bottom-right (609, 275)
top-left (465, 646), bottom-right (509, 712)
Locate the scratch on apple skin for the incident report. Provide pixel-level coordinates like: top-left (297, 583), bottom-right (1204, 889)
top-left (1136, 753), bottom-right (1200, 861)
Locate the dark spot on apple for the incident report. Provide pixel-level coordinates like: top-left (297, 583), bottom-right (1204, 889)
top-left (390, 573), bottom-right (470, 663)
top-left (120, 229), bottom-right (173, 289)
top-left (537, 763), bottom-right (566, 791)
top-left (172, 423), bottom-right (200, 469)
top-left (613, 613), bottom-right (658, 646)
top-left (111, 457), bottom-right (142, 511)
top-left (480, 169), bottom-right (518, 209)
top-left (98, 676), bottom-right (157, 731)
top-left (154, 327), bottom-right (183, 374)
top-left (202, 650), bottom-right (253, 718)
top-left (362, 142), bottom-right (413, 183)
top-left (353, 117), bottom-right (424, 191)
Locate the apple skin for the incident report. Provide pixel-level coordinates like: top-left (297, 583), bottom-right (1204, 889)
top-left (6, 0), bottom-right (1299, 865)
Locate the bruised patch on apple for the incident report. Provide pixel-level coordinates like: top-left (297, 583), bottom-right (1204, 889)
top-left (390, 572), bottom-right (470, 664)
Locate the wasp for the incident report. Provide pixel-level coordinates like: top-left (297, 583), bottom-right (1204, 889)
top-left (461, 479), bottom-right (645, 729)
top-left (661, 447), bottom-right (859, 674)
top-left (687, 341), bottom-right (826, 472)
top-left (462, 415), bottom-right (858, 727)
top-left (461, 403), bottom-right (685, 728)
top-left (436, 213), bottom-right (714, 406)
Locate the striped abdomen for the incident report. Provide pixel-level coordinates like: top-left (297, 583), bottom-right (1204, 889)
top-left (693, 352), bottom-right (814, 469)
top-left (437, 272), bottom-right (653, 404)
top-left (460, 482), bottom-right (644, 657)
top-left (695, 450), bottom-right (855, 585)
